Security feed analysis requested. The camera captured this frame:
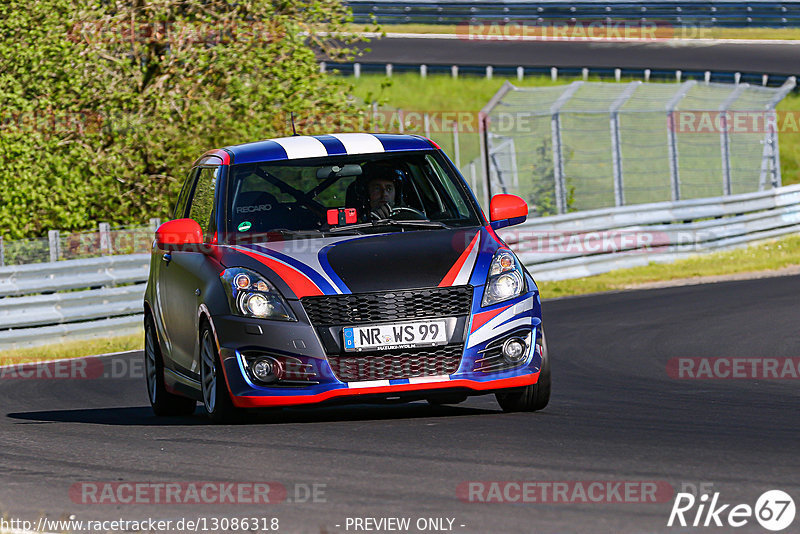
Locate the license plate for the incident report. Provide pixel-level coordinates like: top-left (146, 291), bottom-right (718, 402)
top-left (343, 320), bottom-right (447, 352)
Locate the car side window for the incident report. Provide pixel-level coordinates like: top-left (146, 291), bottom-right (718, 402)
top-left (188, 166), bottom-right (219, 232)
top-left (173, 169), bottom-right (197, 219)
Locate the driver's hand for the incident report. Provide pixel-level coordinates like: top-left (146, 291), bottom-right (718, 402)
top-left (370, 202), bottom-right (393, 220)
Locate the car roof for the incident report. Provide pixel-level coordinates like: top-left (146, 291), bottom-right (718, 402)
top-left (195, 133), bottom-right (438, 166)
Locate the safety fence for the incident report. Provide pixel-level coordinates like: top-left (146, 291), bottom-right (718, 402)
top-left (346, 1), bottom-right (800, 27)
top-left (481, 78), bottom-right (796, 214)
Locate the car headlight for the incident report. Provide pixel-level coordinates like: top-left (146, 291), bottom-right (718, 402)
top-left (482, 249), bottom-right (526, 307)
top-left (220, 268), bottom-right (296, 321)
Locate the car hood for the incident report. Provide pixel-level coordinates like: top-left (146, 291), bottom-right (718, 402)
top-left (223, 227), bottom-right (495, 298)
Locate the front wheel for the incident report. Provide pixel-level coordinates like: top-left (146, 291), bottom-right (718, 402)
top-left (200, 323), bottom-right (240, 423)
top-left (144, 316), bottom-right (196, 416)
top-left (495, 327), bottom-right (551, 413)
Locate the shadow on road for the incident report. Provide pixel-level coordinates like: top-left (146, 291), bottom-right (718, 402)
top-left (6, 402), bottom-right (501, 426)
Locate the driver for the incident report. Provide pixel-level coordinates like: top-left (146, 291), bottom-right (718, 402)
top-left (366, 175), bottom-right (397, 220)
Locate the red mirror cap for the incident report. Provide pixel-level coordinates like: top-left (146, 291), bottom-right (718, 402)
top-left (489, 194), bottom-right (528, 228)
top-left (155, 218), bottom-right (204, 249)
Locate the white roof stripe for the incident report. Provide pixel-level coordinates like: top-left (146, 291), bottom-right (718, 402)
top-left (273, 136), bottom-right (328, 159)
top-left (331, 133), bottom-right (385, 155)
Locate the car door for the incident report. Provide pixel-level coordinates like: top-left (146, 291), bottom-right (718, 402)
top-left (159, 165), bottom-right (220, 378)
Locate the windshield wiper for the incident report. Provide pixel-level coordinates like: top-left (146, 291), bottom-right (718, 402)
top-left (329, 219), bottom-right (447, 233)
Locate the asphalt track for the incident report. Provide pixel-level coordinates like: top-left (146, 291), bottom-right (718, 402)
top-left (355, 36), bottom-right (800, 75)
top-left (2, 275), bottom-right (799, 533)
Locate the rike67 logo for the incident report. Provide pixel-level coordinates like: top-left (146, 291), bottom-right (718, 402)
top-left (668, 490), bottom-right (795, 531)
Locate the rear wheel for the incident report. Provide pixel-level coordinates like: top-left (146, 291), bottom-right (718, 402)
top-left (200, 323), bottom-right (240, 423)
top-left (144, 316), bottom-right (196, 416)
top-left (495, 328), bottom-right (551, 413)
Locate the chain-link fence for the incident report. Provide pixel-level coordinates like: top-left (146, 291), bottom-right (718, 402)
top-left (481, 79), bottom-right (796, 216)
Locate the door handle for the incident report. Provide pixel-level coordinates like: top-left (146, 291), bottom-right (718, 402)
top-left (162, 253), bottom-right (172, 264)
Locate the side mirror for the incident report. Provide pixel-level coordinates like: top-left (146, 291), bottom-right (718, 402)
top-left (489, 194), bottom-right (528, 229)
top-left (155, 218), bottom-right (204, 250)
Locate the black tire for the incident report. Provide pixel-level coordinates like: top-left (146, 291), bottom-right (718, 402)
top-left (495, 328), bottom-right (551, 413)
top-left (144, 316), bottom-right (196, 416)
top-left (199, 323), bottom-right (241, 423)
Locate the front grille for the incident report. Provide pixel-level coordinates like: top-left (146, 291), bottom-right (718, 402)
top-left (327, 344), bottom-right (464, 382)
top-left (301, 286), bottom-right (473, 326)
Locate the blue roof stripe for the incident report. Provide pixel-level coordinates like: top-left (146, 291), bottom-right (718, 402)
top-left (315, 135), bottom-right (347, 156)
top-left (373, 134), bottom-right (434, 152)
top-left (229, 140), bottom-right (288, 165)
top-left (224, 134), bottom-right (433, 164)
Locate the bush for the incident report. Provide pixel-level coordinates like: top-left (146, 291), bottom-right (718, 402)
top-left (0, 0), bottom-right (368, 239)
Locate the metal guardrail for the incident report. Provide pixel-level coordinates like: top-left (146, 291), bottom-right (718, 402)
top-left (2, 185), bottom-right (800, 347)
top-left (499, 183), bottom-right (800, 280)
top-left (347, 1), bottom-right (800, 27)
top-left (0, 255), bottom-right (149, 350)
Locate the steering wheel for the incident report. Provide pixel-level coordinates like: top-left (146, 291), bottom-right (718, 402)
top-left (389, 206), bottom-right (427, 219)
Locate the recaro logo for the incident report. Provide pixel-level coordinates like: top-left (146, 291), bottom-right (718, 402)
top-left (235, 204), bottom-right (272, 213)
top-left (668, 490), bottom-right (795, 531)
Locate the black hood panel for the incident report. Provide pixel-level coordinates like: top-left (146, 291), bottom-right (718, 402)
top-left (326, 228), bottom-right (479, 293)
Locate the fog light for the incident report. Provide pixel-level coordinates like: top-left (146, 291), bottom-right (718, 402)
top-left (252, 357), bottom-right (284, 384)
top-left (502, 337), bottom-right (527, 364)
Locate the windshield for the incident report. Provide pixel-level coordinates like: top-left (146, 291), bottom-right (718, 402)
top-left (224, 150), bottom-right (483, 240)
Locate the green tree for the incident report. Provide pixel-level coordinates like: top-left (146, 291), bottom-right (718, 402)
top-left (0, 0), bottom-right (368, 239)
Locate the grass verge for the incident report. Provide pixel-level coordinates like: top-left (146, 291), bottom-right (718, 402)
top-left (0, 331), bottom-right (143, 366)
top-left (538, 234), bottom-right (800, 298)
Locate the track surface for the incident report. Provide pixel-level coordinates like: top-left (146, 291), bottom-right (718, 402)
top-left (2, 276), bottom-right (799, 533)
top-left (355, 36), bottom-right (800, 75)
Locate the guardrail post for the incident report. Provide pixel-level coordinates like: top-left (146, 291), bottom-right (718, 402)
top-left (609, 82), bottom-right (641, 206)
top-left (517, 66), bottom-right (523, 81)
top-left (149, 218), bottom-right (161, 233)
top-left (549, 81), bottom-right (583, 214)
top-left (486, 66), bottom-right (493, 80)
top-left (451, 65), bottom-right (458, 79)
top-left (99, 222), bottom-right (112, 255)
top-left (353, 63), bottom-right (360, 78)
top-left (665, 81), bottom-right (696, 201)
top-left (319, 61), bottom-right (326, 74)
top-left (397, 109), bottom-right (404, 134)
top-left (423, 112), bottom-right (431, 138)
top-left (48, 230), bottom-right (61, 262)
top-left (386, 63), bottom-right (393, 77)
top-left (0, 236), bottom-right (4, 267)
top-left (420, 64), bottom-right (427, 78)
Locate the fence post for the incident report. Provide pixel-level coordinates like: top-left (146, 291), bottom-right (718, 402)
top-left (665, 81), bottom-right (696, 201)
top-left (452, 121), bottom-right (461, 170)
top-left (609, 82), bottom-right (641, 207)
top-left (149, 218), bottom-right (161, 232)
top-left (470, 161), bottom-right (478, 193)
top-left (762, 76), bottom-right (796, 188)
top-left (479, 81), bottom-right (516, 207)
top-left (48, 230), bottom-right (61, 262)
top-left (398, 109), bottom-right (404, 134)
top-left (719, 84), bottom-right (748, 196)
top-left (99, 222), bottom-right (112, 255)
top-left (549, 81), bottom-right (583, 214)
top-left (423, 112), bottom-right (431, 139)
